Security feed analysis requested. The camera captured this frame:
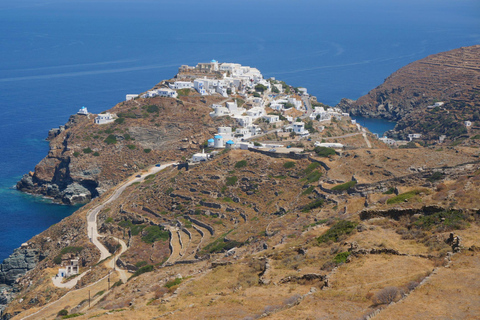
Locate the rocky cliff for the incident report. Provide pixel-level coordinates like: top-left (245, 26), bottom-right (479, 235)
top-left (16, 91), bottom-right (234, 205)
top-left (337, 45), bottom-right (480, 122)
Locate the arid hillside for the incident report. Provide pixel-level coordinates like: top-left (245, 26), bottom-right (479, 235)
top-left (4, 146), bottom-right (480, 320)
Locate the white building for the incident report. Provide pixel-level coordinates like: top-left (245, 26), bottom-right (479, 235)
top-left (169, 81), bottom-right (194, 90)
top-left (293, 122), bottom-right (309, 136)
top-left (126, 94), bottom-right (139, 101)
top-left (379, 137), bottom-right (397, 146)
top-left (465, 121), bottom-right (472, 127)
top-left (434, 102), bottom-right (445, 107)
top-left (315, 142), bottom-right (344, 149)
top-left (263, 115), bottom-right (280, 123)
top-left (408, 133), bottom-right (422, 141)
top-left (214, 135), bottom-right (223, 148)
top-left (157, 88), bottom-right (178, 98)
top-left (218, 127), bottom-right (233, 140)
top-left (246, 107), bottom-right (265, 119)
top-left (297, 87), bottom-right (308, 95)
top-left (77, 106), bottom-right (89, 115)
top-left (191, 149), bottom-right (209, 162)
top-left (95, 113), bottom-right (115, 125)
top-left (57, 259), bottom-right (79, 278)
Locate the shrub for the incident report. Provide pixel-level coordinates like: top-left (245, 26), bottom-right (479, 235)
top-left (253, 141), bottom-right (262, 146)
top-left (62, 313), bottom-right (84, 319)
top-left (333, 251), bottom-right (350, 264)
top-left (414, 210), bottom-right (468, 231)
top-left (114, 117), bottom-right (125, 124)
top-left (303, 162), bottom-right (320, 175)
top-left (131, 265), bottom-right (154, 278)
top-left (135, 261), bottom-right (147, 268)
top-left (383, 187), bottom-right (395, 195)
top-left (93, 152), bottom-right (100, 156)
top-left (372, 286), bottom-right (401, 305)
top-left (301, 186), bottom-right (315, 195)
top-left (73, 151), bottom-right (80, 157)
top-left (143, 148), bottom-right (151, 153)
top-left (57, 309), bottom-right (68, 316)
top-left (235, 160), bottom-right (247, 168)
top-left (146, 105), bottom-right (159, 113)
top-left (427, 171), bottom-right (444, 182)
top-left (83, 147), bottom-right (93, 154)
top-left (331, 181), bottom-right (357, 191)
top-left (104, 135), bottom-right (117, 145)
top-left (165, 187), bottom-right (174, 195)
top-left (164, 277), bottom-right (182, 289)
top-left (105, 217), bottom-right (113, 224)
top-left (226, 176), bottom-right (238, 186)
top-left (301, 199), bottom-right (324, 212)
top-left (127, 144), bottom-right (136, 150)
top-left (387, 189), bottom-right (423, 204)
top-left (177, 88), bottom-right (191, 96)
top-left (123, 133), bottom-right (131, 140)
top-left (317, 220), bottom-right (358, 243)
top-left (141, 225), bottom-right (169, 244)
top-left (305, 170), bottom-right (322, 183)
top-left (283, 161), bottom-right (295, 169)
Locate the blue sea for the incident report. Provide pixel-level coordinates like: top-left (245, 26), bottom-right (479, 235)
top-left (0, 0), bottom-right (479, 261)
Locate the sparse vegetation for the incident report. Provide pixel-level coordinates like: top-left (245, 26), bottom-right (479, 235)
top-left (331, 180), bottom-right (357, 191)
top-left (141, 225), bottom-right (169, 244)
top-left (164, 277), bottom-right (182, 289)
top-left (283, 161), bottom-right (295, 169)
top-left (317, 220), bottom-right (358, 243)
top-left (131, 264), bottom-right (154, 278)
top-left (104, 135), bottom-right (117, 145)
top-left (83, 147), bottom-right (93, 154)
top-left (387, 189), bottom-right (424, 204)
top-left (234, 160), bottom-right (247, 168)
top-left (301, 199), bottom-right (324, 212)
top-left (226, 176), bottom-right (238, 186)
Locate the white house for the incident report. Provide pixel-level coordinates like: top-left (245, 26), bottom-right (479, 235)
top-left (157, 88), bottom-right (178, 98)
top-left (408, 133), bottom-right (422, 141)
top-left (293, 122), bottom-right (308, 135)
top-left (434, 102), bottom-right (445, 107)
top-left (218, 127), bottom-right (233, 140)
top-left (95, 113), bottom-right (115, 125)
top-left (169, 81), bottom-right (194, 90)
top-left (210, 105), bottom-right (230, 117)
top-left (297, 87), bottom-right (308, 95)
top-left (77, 106), bottom-right (89, 115)
top-left (126, 94), bottom-right (139, 101)
top-left (379, 137), bottom-right (397, 146)
top-left (263, 115), bottom-right (280, 123)
top-left (57, 259), bottom-right (79, 278)
top-left (191, 150), bottom-right (209, 162)
top-left (246, 107), bottom-right (265, 119)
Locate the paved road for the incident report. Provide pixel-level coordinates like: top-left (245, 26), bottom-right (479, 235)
top-left (87, 162), bottom-right (176, 261)
top-left (52, 162), bottom-right (176, 289)
top-left (300, 95), bottom-right (313, 119)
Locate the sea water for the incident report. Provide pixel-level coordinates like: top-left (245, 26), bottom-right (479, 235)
top-left (0, 0), bottom-right (479, 261)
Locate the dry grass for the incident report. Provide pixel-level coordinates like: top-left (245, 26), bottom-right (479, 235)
top-left (378, 253), bottom-right (480, 320)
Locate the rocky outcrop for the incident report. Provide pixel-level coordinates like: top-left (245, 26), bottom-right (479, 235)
top-left (0, 248), bottom-right (40, 314)
top-left (0, 249), bottom-right (39, 286)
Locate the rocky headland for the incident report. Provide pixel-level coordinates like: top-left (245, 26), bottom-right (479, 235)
top-left (16, 92), bottom-right (235, 205)
top-left (337, 45), bottom-right (480, 142)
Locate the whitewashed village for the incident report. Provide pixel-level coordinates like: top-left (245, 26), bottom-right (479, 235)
top-left (61, 60), bottom-right (458, 169)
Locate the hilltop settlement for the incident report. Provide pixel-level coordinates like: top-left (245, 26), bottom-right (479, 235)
top-left (3, 46), bottom-right (480, 319)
